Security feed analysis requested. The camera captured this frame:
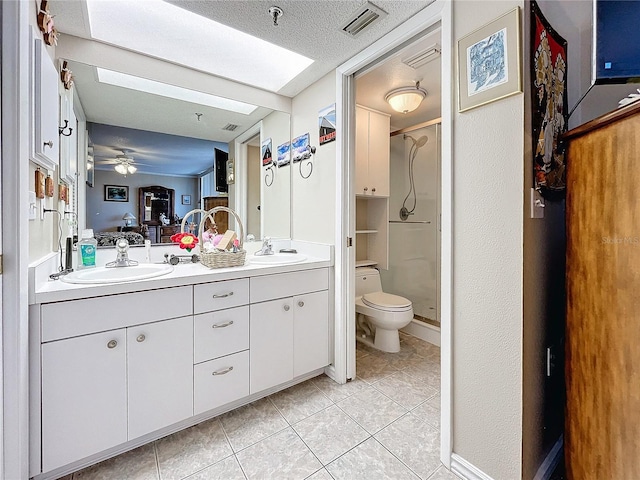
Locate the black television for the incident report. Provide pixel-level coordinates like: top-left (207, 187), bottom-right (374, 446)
top-left (594, 0), bottom-right (640, 84)
top-left (214, 148), bottom-right (228, 193)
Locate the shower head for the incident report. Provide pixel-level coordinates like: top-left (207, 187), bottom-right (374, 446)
top-left (404, 134), bottom-right (429, 149)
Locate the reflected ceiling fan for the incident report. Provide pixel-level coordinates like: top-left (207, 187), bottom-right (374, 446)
top-left (110, 149), bottom-right (152, 175)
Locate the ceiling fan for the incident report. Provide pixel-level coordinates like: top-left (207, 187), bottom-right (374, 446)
top-left (114, 153), bottom-right (138, 175)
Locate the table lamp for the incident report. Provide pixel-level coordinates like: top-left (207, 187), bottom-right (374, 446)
top-left (123, 212), bottom-right (136, 227)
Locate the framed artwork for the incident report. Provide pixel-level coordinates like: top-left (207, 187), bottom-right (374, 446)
top-left (292, 133), bottom-right (311, 163)
top-left (319, 104), bottom-right (336, 145)
top-left (181, 194), bottom-right (191, 205)
top-left (104, 185), bottom-right (129, 202)
top-left (261, 138), bottom-right (273, 166)
top-left (531, 0), bottom-right (568, 198)
top-left (276, 141), bottom-right (290, 167)
top-left (458, 7), bottom-right (522, 112)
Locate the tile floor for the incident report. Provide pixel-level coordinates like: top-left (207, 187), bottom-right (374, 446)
top-left (66, 332), bottom-right (461, 480)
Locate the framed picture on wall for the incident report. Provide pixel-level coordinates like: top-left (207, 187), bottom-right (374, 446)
top-left (182, 194), bottom-right (191, 205)
top-left (457, 7), bottom-right (522, 112)
top-left (104, 185), bottom-right (129, 202)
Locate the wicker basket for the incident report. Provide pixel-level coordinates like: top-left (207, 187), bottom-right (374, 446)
top-left (196, 206), bottom-right (246, 269)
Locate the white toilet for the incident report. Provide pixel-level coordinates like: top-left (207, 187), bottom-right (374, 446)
top-left (355, 267), bottom-right (413, 353)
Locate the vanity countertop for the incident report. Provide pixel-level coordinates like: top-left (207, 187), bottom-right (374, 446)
top-left (31, 242), bottom-right (333, 304)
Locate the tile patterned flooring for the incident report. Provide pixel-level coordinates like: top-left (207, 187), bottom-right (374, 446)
top-left (66, 333), bottom-right (461, 480)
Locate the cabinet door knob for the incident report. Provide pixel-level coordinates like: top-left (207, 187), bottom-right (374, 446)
top-left (363, 187), bottom-right (368, 192)
top-left (212, 366), bottom-right (234, 376)
top-left (107, 340), bottom-right (118, 349)
top-left (43, 140), bottom-right (53, 149)
top-left (298, 301), bottom-right (304, 307)
top-left (213, 292), bottom-right (234, 299)
top-left (284, 304), bottom-right (290, 312)
top-left (136, 334), bottom-right (146, 343)
top-left (372, 187), bottom-right (376, 193)
top-left (212, 320), bottom-right (234, 329)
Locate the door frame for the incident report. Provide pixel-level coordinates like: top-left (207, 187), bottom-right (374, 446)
top-left (334, 0), bottom-right (453, 467)
top-left (232, 121), bottom-right (262, 235)
top-left (2, 0), bottom-right (32, 478)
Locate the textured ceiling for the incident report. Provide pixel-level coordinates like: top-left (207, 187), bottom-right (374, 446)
top-left (50, 0), bottom-right (435, 97)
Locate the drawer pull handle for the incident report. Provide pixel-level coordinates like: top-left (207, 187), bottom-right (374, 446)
top-left (298, 301), bottom-right (304, 307)
top-left (212, 320), bottom-right (234, 329)
top-left (212, 366), bottom-right (234, 376)
top-left (107, 340), bottom-right (118, 349)
top-left (212, 292), bottom-right (234, 299)
top-left (284, 305), bottom-right (290, 312)
top-left (136, 334), bottom-right (146, 343)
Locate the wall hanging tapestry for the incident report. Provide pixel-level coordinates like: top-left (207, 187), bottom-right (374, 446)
top-left (531, 0), bottom-right (568, 199)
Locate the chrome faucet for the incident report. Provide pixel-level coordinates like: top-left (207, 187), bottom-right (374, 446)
top-left (256, 237), bottom-right (274, 256)
top-left (105, 238), bottom-right (139, 268)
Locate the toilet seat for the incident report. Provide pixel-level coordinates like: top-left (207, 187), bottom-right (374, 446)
top-left (362, 292), bottom-right (412, 312)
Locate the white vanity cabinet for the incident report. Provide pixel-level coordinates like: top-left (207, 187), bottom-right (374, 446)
top-left (31, 33), bottom-right (60, 171)
top-left (193, 279), bottom-right (250, 415)
top-left (249, 269), bottom-right (330, 393)
top-left (41, 329), bottom-right (127, 472)
top-left (355, 105), bottom-right (390, 197)
top-left (39, 286), bottom-right (193, 472)
top-left (127, 316), bottom-right (193, 439)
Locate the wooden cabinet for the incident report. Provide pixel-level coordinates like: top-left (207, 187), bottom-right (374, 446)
top-left (203, 196), bottom-right (229, 232)
top-left (127, 316), bottom-right (193, 439)
top-left (160, 225), bottom-right (180, 243)
top-left (355, 105), bottom-right (390, 197)
top-left (564, 103), bottom-right (640, 479)
top-left (41, 330), bottom-right (127, 472)
top-left (31, 32), bottom-right (59, 171)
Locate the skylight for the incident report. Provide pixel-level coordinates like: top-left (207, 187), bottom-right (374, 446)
top-left (96, 67), bottom-right (258, 115)
top-left (86, 0), bottom-right (314, 92)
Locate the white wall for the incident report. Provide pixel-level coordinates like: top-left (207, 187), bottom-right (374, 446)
top-left (291, 72), bottom-right (336, 244)
top-left (87, 170), bottom-right (198, 232)
top-left (452, 2), bottom-right (524, 479)
top-left (261, 110), bottom-right (291, 238)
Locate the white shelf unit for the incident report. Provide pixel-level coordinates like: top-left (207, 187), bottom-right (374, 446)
top-left (355, 196), bottom-right (388, 270)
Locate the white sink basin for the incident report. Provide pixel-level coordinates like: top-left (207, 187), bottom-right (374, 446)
top-left (61, 264), bottom-right (174, 284)
top-left (249, 253), bottom-right (307, 265)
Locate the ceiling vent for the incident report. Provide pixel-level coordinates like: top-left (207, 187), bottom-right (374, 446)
top-left (341, 2), bottom-right (387, 37)
top-left (222, 123), bottom-right (239, 131)
top-left (402, 44), bottom-right (442, 69)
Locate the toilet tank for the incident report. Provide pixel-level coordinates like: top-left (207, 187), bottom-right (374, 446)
top-left (355, 267), bottom-right (382, 297)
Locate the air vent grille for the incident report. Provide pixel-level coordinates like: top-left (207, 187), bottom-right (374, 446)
top-left (341, 2), bottom-right (387, 37)
top-left (402, 44), bottom-right (442, 69)
top-left (222, 123), bottom-right (239, 131)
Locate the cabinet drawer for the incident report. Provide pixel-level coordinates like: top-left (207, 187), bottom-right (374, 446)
top-left (250, 268), bottom-right (329, 303)
top-left (41, 286), bottom-right (192, 342)
top-left (194, 278), bottom-right (249, 314)
top-left (194, 306), bottom-right (249, 364)
top-left (194, 350), bottom-right (249, 415)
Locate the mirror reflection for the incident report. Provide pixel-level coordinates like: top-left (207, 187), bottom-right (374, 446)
top-left (66, 60), bottom-right (291, 244)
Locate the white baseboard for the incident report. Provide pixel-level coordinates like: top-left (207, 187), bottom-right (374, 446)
top-left (533, 435), bottom-right (563, 480)
top-left (401, 318), bottom-right (441, 346)
top-left (451, 453), bottom-right (495, 480)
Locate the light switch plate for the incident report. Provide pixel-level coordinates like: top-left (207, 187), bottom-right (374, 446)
top-left (29, 191), bottom-right (37, 220)
top-left (530, 188), bottom-right (545, 219)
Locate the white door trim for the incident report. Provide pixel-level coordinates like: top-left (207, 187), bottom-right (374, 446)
top-left (233, 121), bottom-right (262, 234)
top-left (334, 0), bottom-right (453, 466)
top-left (2, 1), bottom-right (32, 478)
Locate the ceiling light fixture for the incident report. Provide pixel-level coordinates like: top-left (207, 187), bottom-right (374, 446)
top-left (114, 154), bottom-right (137, 175)
top-left (385, 81), bottom-right (428, 114)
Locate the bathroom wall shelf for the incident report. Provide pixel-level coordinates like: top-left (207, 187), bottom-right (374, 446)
top-left (356, 260), bottom-right (378, 268)
top-left (355, 230), bottom-right (378, 234)
top-left (355, 197), bottom-right (388, 270)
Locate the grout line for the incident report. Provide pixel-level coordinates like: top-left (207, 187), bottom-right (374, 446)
top-left (371, 435), bottom-right (436, 480)
top-left (153, 441), bottom-right (162, 480)
top-left (234, 453), bottom-right (250, 480)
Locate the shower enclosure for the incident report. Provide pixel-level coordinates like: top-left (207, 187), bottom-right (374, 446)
top-left (380, 123), bottom-right (440, 325)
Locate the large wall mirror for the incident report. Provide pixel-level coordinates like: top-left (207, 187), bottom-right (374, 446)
top-left (67, 58), bottom-right (291, 245)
